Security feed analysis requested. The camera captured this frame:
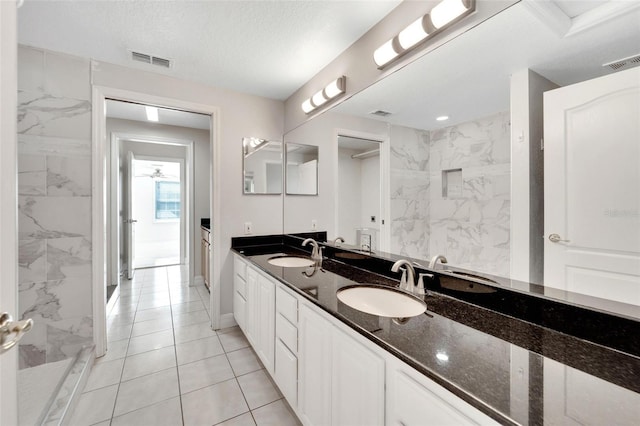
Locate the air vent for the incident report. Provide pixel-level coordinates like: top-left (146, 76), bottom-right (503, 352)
top-left (131, 51), bottom-right (172, 68)
top-left (603, 53), bottom-right (640, 71)
top-left (370, 110), bottom-right (392, 117)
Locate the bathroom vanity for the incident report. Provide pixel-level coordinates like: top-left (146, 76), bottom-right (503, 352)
top-left (231, 233), bottom-right (640, 426)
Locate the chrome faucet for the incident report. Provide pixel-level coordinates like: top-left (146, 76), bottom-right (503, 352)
top-left (391, 259), bottom-right (417, 293)
top-left (302, 238), bottom-right (323, 262)
top-left (428, 254), bottom-right (448, 270)
top-left (333, 237), bottom-right (345, 247)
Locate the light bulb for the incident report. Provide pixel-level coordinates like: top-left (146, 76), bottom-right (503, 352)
top-left (301, 99), bottom-right (315, 113)
top-left (398, 16), bottom-right (429, 50)
top-left (145, 106), bottom-right (159, 122)
top-left (324, 77), bottom-right (345, 99)
top-left (430, 0), bottom-right (470, 29)
top-left (312, 89), bottom-right (328, 107)
top-left (374, 38), bottom-right (400, 67)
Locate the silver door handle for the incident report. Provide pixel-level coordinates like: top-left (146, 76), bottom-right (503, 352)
top-left (124, 219), bottom-right (138, 224)
top-left (548, 233), bottom-right (570, 243)
top-left (1, 312), bottom-right (33, 354)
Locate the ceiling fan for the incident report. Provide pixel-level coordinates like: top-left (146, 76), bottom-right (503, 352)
top-left (135, 164), bottom-right (178, 179)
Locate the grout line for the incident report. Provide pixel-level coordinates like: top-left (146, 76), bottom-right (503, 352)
top-left (166, 267), bottom-right (187, 426)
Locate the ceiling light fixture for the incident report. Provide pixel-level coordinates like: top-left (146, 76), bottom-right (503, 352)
top-left (145, 106), bottom-right (159, 122)
top-left (301, 76), bottom-right (346, 114)
top-left (436, 115), bottom-right (449, 121)
top-left (373, 0), bottom-right (475, 68)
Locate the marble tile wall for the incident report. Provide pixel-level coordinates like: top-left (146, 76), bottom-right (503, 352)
top-left (17, 46), bottom-right (93, 368)
top-left (390, 111), bottom-right (511, 276)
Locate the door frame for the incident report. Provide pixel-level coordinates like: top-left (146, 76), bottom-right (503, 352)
top-left (333, 128), bottom-right (389, 252)
top-left (93, 85), bottom-right (221, 357)
top-left (109, 134), bottom-right (194, 284)
top-left (0, 1), bottom-right (18, 424)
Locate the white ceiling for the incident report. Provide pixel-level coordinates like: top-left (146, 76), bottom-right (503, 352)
top-left (333, 1), bottom-right (640, 131)
top-left (18, 0), bottom-right (401, 101)
top-left (106, 99), bottom-right (210, 130)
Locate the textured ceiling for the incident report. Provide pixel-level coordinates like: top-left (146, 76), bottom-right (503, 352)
top-left (18, 0), bottom-right (401, 100)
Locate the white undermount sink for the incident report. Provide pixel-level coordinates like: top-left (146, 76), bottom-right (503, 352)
top-left (267, 255), bottom-right (315, 268)
top-left (337, 285), bottom-right (426, 318)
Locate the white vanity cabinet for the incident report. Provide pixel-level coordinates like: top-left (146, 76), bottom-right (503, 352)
top-left (386, 355), bottom-right (500, 426)
top-left (233, 253), bottom-right (502, 426)
top-left (298, 301), bottom-right (385, 426)
top-left (233, 255), bottom-right (275, 374)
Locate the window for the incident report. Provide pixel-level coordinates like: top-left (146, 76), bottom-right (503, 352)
top-left (155, 181), bottom-right (180, 220)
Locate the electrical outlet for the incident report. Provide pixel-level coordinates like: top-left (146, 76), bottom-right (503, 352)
top-left (244, 222), bottom-right (252, 235)
top-left (311, 219), bottom-right (317, 230)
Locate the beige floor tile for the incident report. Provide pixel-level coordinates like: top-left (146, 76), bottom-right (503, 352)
top-left (127, 329), bottom-right (174, 356)
top-left (175, 321), bottom-right (217, 344)
top-left (237, 369), bottom-right (281, 410)
top-left (96, 339), bottom-right (128, 364)
top-left (69, 384), bottom-right (118, 426)
top-left (113, 368), bottom-right (179, 417)
top-left (176, 335), bottom-right (224, 365)
top-left (84, 358), bottom-right (124, 392)
top-left (172, 309), bottom-right (210, 327)
top-left (178, 353), bottom-right (235, 394)
top-left (227, 347), bottom-right (263, 376)
top-left (111, 396), bottom-right (183, 426)
top-left (218, 327), bottom-right (250, 352)
top-left (182, 379), bottom-right (249, 426)
top-left (131, 316), bottom-right (173, 337)
top-left (216, 412), bottom-right (256, 426)
top-left (251, 399), bottom-right (301, 426)
top-left (135, 305), bottom-right (172, 323)
top-left (172, 300), bottom-right (205, 314)
top-left (122, 346), bottom-right (177, 381)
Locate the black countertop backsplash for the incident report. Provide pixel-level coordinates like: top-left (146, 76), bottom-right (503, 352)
top-left (231, 235), bottom-right (640, 425)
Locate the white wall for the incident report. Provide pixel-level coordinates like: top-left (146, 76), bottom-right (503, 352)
top-left (108, 118), bottom-right (209, 280)
top-left (93, 60), bottom-right (284, 318)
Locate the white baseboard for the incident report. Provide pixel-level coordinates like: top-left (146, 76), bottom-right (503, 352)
top-left (219, 313), bottom-right (237, 329)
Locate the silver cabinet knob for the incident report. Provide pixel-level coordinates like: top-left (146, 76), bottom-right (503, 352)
top-left (549, 233), bottom-right (570, 243)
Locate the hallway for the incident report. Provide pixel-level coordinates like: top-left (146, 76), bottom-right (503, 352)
top-left (71, 265), bottom-right (299, 425)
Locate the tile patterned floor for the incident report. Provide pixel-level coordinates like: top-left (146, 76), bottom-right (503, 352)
top-left (70, 265), bottom-right (300, 426)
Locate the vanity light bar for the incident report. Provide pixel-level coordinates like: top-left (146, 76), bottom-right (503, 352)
top-left (301, 76), bottom-right (346, 114)
top-left (374, 0), bottom-right (475, 68)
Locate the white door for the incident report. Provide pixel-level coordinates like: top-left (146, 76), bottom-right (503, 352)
top-left (126, 151), bottom-right (136, 279)
top-left (298, 159), bottom-right (318, 194)
top-left (544, 67), bottom-right (640, 305)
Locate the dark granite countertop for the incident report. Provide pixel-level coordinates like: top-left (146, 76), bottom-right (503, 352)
top-left (231, 239), bottom-right (640, 426)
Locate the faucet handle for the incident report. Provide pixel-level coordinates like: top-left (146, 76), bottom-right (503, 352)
top-left (417, 273), bottom-right (434, 296)
top-left (398, 268), bottom-right (413, 292)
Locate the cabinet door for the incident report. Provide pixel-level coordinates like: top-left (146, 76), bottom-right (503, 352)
top-left (233, 288), bottom-right (246, 331)
top-left (331, 328), bottom-right (385, 426)
top-left (275, 338), bottom-right (298, 407)
top-left (387, 358), bottom-right (499, 426)
top-left (298, 303), bottom-right (332, 426)
top-left (244, 267), bottom-right (258, 346)
top-left (256, 274), bottom-right (275, 374)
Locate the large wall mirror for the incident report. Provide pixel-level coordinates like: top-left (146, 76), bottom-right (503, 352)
top-left (243, 137), bottom-right (283, 194)
top-left (283, 1), bottom-right (640, 318)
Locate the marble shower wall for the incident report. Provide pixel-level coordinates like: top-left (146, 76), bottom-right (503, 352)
top-left (390, 111), bottom-right (511, 276)
top-left (17, 46), bottom-right (92, 369)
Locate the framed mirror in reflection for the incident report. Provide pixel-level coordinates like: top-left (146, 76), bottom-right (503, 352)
top-left (282, 1), bottom-right (640, 317)
top-left (285, 143), bottom-right (319, 195)
top-left (242, 137), bottom-right (283, 195)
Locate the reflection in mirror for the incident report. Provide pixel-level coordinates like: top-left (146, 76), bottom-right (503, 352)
top-left (286, 143), bottom-right (319, 195)
top-left (242, 137), bottom-right (282, 194)
top-left (337, 136), bottom-right (381, 251)
top-left (283, 1), bottom-right (640, 316)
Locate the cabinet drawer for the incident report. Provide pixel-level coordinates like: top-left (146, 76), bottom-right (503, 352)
top-left (275, 338), bottom-right (298, 407)
top-left (276, 285), bottom-right (298, 324)
top-left (234, 274), bottom-right (246, 298)
top-left (234, 256), bottom-right (247, 280)
top-left (276, 313), bottom-right (297, 353)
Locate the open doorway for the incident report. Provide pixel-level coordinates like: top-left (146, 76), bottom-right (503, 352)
top-left (337, 135), bottom-right (383, 251)
top-left (105, 99), bottom-right (211, 303)
top-left (131, 157), bottom-right (183, 269)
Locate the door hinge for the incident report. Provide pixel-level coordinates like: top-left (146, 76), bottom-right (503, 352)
top-left (540, 138), bottom-right (544, 151)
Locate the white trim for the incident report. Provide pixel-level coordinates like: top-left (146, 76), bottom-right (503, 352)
top-left (93, 86), bottom-right (221, 360)
top-left (522, 0), bottom-right (640, 38)
top-left (0, 2), bottom-right (18, 424)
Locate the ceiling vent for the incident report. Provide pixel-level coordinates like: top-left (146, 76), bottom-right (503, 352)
top-left (370, 110), bottom-right (392, 117)
top-left (131, 51), bottom-right (172, 68)
top-left (603, 53), bottom-right (640, 71)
